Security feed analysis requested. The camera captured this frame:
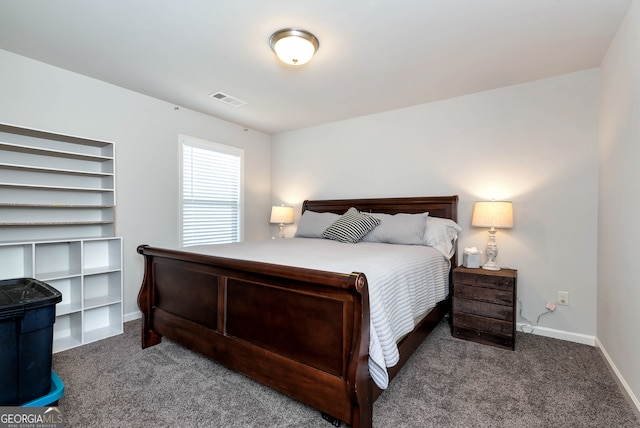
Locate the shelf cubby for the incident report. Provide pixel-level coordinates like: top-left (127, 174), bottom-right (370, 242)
top-left (53, 312), bottom-right (83, 353)
top-left (83, 271), bottom-right (122, 309)
top-left (34, 241), bottom-right (82, 280)
top-left (48, 276), bottom-right (82, 316)
top-left (83, 238), bottom-right (122, 274)
top-left (0, 242), bottom-right (33, 279)
top-left (83, 303), bottom-right (123, 344)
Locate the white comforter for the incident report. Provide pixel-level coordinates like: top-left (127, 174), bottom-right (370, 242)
top-left (183, 238), bottom-right (449, 389)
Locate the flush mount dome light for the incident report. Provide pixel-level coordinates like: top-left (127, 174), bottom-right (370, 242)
top-left (269, 28), bottom-right (319, 65)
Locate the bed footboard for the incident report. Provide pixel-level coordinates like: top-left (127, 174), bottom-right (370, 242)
top-left (137, 245), bottom-right (373, 427)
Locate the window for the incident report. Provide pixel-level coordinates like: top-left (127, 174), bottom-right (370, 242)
top-left (180, 135), bottom-right (244, 247)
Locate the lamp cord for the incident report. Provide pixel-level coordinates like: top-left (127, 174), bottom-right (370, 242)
top-left (518, 297), bottom-right (553, 333)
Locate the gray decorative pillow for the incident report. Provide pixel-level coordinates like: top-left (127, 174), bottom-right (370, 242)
top-left (322, 208), bottom-right (381, 243)
top-left (361, 212), bottom-right (428, 245)
top-left (294, 210), bottom-right (341, 238)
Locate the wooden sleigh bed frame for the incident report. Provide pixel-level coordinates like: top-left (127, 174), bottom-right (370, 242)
top-left (137, 195), bottom-right (458, 427)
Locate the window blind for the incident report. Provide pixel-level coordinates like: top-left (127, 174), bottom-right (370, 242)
top-left (181, 137), bottom-right (242, 246)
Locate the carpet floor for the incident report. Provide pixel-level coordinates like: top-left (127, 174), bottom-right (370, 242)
top-left (52, 318), bottom-right (639, 427)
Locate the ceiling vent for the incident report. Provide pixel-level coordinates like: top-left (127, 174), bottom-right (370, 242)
top-left (208, 91), bottom-right (247, 107)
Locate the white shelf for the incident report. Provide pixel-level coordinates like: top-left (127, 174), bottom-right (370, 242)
top-left (0, 224), bottom-right (115, 244)
top-left (83, 325), bottom-right (122, 345)
top-left (0, 162), bottom-right (114, 177)
top-left (53, 335), bottom-right (83, 354)
top-left (0, 123), bottom-right (122, 352)
top-left (0, 123), bottom-right (113, 155)
top-left (0, 183), bottom-right (114, 192)
top-left (0, 141), bottom-right (113, 162)
top-left (0, 122), bottom-right (116, 240)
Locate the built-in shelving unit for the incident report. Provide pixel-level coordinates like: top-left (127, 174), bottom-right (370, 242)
top-left (0, 123), bottom-right (122, 352)
top-left (0, 123), bottom-right (115, 242)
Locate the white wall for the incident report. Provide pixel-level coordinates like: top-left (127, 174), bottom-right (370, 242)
top-left (0, 49), bottom-right (272, 320)
top-left (272, 69), bottom-right (600, 340)
top-left (598, 0), bottom-right (640, 411)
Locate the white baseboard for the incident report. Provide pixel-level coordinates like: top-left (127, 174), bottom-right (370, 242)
top-left (516, 322), bottom-right (595, 345)
top-left (124, 310), bottom-right (142, 323)
top-left (595, 338), bottom-right (640, 420)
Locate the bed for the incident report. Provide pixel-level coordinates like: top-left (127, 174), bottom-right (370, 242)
top-left (137, 195), bottom-right (459, 427)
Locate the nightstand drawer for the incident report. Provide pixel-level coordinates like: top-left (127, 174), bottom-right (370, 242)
top-left (453, 271), bottom-right (515, 291)
top-left (453, 283), bottom-right (513, 306)
top-left (452, 312), bottom-right (513, 336)
top-left (453, 297), bottom-right (513, 321)
top-left (452, 327), bottom-right (515, 349)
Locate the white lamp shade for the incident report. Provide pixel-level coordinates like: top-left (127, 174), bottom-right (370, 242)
top-left (471, 201), bottom-right (514, 229)
top-left (270, 206), bottom-right (294, 224)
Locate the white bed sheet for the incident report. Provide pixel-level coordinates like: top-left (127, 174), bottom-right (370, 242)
top-left (183, 237), bottom-right (450, 389)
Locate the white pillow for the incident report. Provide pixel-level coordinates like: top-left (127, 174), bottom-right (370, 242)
top-left (423, 216), bottom-right (462, 259)
top-left (294, 210), bottom-right (341, 238)
top-left (361, 212), bottom-right (428, 245)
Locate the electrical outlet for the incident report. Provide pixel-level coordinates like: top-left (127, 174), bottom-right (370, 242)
top-left (557, 291), bottom-right (569, 306)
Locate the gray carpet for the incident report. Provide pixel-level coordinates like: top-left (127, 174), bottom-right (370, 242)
top-left (52, 319), bottom-right (639, 427)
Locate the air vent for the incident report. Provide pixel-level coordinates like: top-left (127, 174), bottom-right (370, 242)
top-left (208, 91), bottom-right (247, 107)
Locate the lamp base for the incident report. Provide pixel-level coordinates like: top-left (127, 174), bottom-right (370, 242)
top-left (482, 261), bottom-right (501, 271)
top-left (483, 227), bottom-right (500, 270)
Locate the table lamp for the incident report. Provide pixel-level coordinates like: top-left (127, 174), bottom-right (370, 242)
top-left (471, 201), bottom-right (513, 270)
top-left (270, 205), bottom-right (294, 238)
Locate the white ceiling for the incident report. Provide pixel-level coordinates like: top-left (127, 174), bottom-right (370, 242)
top-left (0, 0), bottom-right (632, 134)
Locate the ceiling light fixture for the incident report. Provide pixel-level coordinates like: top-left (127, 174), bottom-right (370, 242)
top-left (269, 28), bottom-right (319, 66)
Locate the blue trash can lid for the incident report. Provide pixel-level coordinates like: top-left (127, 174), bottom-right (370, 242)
top-left (0, 278), bottom-right (62, 314)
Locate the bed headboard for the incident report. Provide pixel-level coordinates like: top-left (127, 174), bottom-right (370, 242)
top-left (303, 196), bottom-right (459, 268)
top-left (302, 196), bottom-right (458, 223)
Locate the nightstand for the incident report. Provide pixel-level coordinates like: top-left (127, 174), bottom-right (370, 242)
top-left (451, 266), bottom-right (517, 350)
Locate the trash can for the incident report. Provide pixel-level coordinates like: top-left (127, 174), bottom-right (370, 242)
top-left (0, 278), bottom-right (62, 406)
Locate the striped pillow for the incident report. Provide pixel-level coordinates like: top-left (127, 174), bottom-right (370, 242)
top-left (322, 208), bottom-right (381, 243)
